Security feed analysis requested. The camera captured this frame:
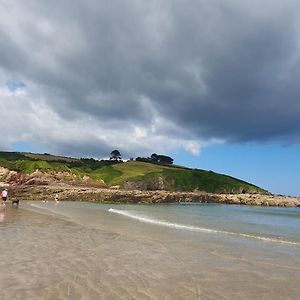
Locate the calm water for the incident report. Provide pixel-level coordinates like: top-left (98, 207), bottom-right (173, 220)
top-left (0, 201), bottom-right (299, 299)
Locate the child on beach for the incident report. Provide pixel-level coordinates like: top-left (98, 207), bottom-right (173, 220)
top-left (55, 194), bottom-right (59, 203)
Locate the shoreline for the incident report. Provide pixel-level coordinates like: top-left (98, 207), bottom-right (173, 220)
top-left (8, 183), bottom-right (300, 207)
top-left (1, 193), bottom-right (300, 299)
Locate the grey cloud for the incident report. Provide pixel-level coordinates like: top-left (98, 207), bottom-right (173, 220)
top-left (0, 0), bottom-right (300, 158)
top-left (0, 29), bottom-right (26, 72)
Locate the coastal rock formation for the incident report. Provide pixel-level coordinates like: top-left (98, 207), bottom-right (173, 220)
top-left (0, 157), bottom-right (298, 207)
top-left (217, 193), bottom-right (300, 207)
top-left (0, 167), bottom-right (106, 187)
top-left (7, 183), bottom-right (300, 207)
top-left (0, 167), bottom-right (20, 184)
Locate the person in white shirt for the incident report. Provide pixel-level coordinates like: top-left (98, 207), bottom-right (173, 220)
top-left (1, 188), bottom-right (8, 203)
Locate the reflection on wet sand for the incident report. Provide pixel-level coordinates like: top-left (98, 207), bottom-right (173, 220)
top-left (0, 202), bottom-right (299, 300)
top-left (0, 204), bottom-right (5, 222)
top-left (0, 203), bottom-right (19, 224)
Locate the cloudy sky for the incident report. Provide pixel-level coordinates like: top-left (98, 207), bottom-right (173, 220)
top-left (0, 0), bottom-right (299, 195)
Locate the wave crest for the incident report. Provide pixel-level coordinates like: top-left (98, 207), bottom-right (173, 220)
top-left (108, 208), bottom-right (299, 246)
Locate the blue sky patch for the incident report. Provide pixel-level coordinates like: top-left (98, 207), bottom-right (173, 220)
top-left (11, 141), bottom-right (44, 154)
top-left (6, 80), bottom-right (26, 92)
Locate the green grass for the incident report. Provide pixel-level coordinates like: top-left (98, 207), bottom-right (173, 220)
top-left (113, 161), bottom-right (163, 180)
top-left (89, 166), bottom-right (123, 184)
top-left (108, 162), bottom-right (264, 193)
top-left (22, 152), bottom-right (78, 162)
top-left (86, 162), bottom-right (164, 185)
top-left (2, 159), bottom-right (71, 174)
top-left (162, 168), bottom-right (261, 193)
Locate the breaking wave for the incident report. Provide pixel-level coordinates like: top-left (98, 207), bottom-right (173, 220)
top-left (108, 208), bottom-right (299, 246)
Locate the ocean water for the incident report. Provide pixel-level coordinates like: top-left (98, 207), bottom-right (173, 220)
top-left (0, 201), bottom-right (299, 299)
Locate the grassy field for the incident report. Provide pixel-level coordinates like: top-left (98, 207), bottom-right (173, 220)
top-left (22, 152), bottom-right (78, 162)
top-left (0, 151), bottom-right (266, 193)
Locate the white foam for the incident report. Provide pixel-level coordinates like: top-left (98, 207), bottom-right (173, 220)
top-left (108, 208), bottom-right (300, 246)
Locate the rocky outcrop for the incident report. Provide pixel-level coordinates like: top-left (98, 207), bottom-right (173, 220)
top-left (217, 193), bottom-right (300, 207)
top-left (0, 168), bottom-right (106, 187)
top-left (7, 183), bottom-right (300, 207)
top-left (0, 167), bottom-right (20, 184)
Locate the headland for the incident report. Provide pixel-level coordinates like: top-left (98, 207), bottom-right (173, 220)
top-left (0, 151), bottom-right (299, 207)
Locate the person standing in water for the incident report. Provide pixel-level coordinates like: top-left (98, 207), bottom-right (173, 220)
top-left (1, 188), bottom-right (8, 204)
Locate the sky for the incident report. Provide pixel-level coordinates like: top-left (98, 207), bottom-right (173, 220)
top-left (0, 0), bottom-right (299, 196)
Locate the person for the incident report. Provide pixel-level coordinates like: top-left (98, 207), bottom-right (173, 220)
top-left (54, 194), bottom-right (59, 203)
top-left (1, 188), bottom-right (8, 203)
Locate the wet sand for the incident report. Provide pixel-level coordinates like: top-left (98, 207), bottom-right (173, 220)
top-left (0, 203), bottom-right (299, 299)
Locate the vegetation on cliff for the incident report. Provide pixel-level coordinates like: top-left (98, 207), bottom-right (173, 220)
top-left (0, 151), bottom-right (266, 194)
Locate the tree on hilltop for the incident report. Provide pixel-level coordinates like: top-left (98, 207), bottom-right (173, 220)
top-left (110, 149), bottom-right (122, 161)
top-left (136, 153), bottom-right (173, 164)
top-left (157, 154), bottom-right (173, 164)
top-left (150, 153), bottom-right (159, 163)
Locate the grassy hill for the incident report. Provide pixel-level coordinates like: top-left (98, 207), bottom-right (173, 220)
top-left (0, 151), bottom-right (266, 194)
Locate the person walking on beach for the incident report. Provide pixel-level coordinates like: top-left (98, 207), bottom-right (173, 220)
top-left (1, 188), bottom-right (8, 203)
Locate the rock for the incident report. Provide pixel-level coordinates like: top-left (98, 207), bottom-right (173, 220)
top-left (24, 178), bottom-right (49, 185)
top-left (110, 185), bottom-right (120, 190)
top-left (5, 182), bottom-right (300, 207)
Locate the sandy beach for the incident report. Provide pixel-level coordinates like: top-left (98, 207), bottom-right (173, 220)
top-left (1, 0), bottom-right (300, 298)
top-left (0, 201), bottom-right (299, 299)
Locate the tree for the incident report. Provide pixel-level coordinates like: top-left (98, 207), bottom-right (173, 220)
top-left (135, 153), bottom-right (173, 164)
top-left (150, 153), bottom-right (159, 163)
top-left (110, 149), bottom-right (122, 161)
top-left (158, 155), bottom-right (173, 164)
top-left (136, 156), bottom-right (150, 162)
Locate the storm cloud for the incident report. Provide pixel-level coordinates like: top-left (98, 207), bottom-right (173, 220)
top-left (0, 0), bottom-right (299, 158)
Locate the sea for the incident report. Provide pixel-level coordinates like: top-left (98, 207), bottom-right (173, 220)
top-left (0, 201), bottom-right (299, 299)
